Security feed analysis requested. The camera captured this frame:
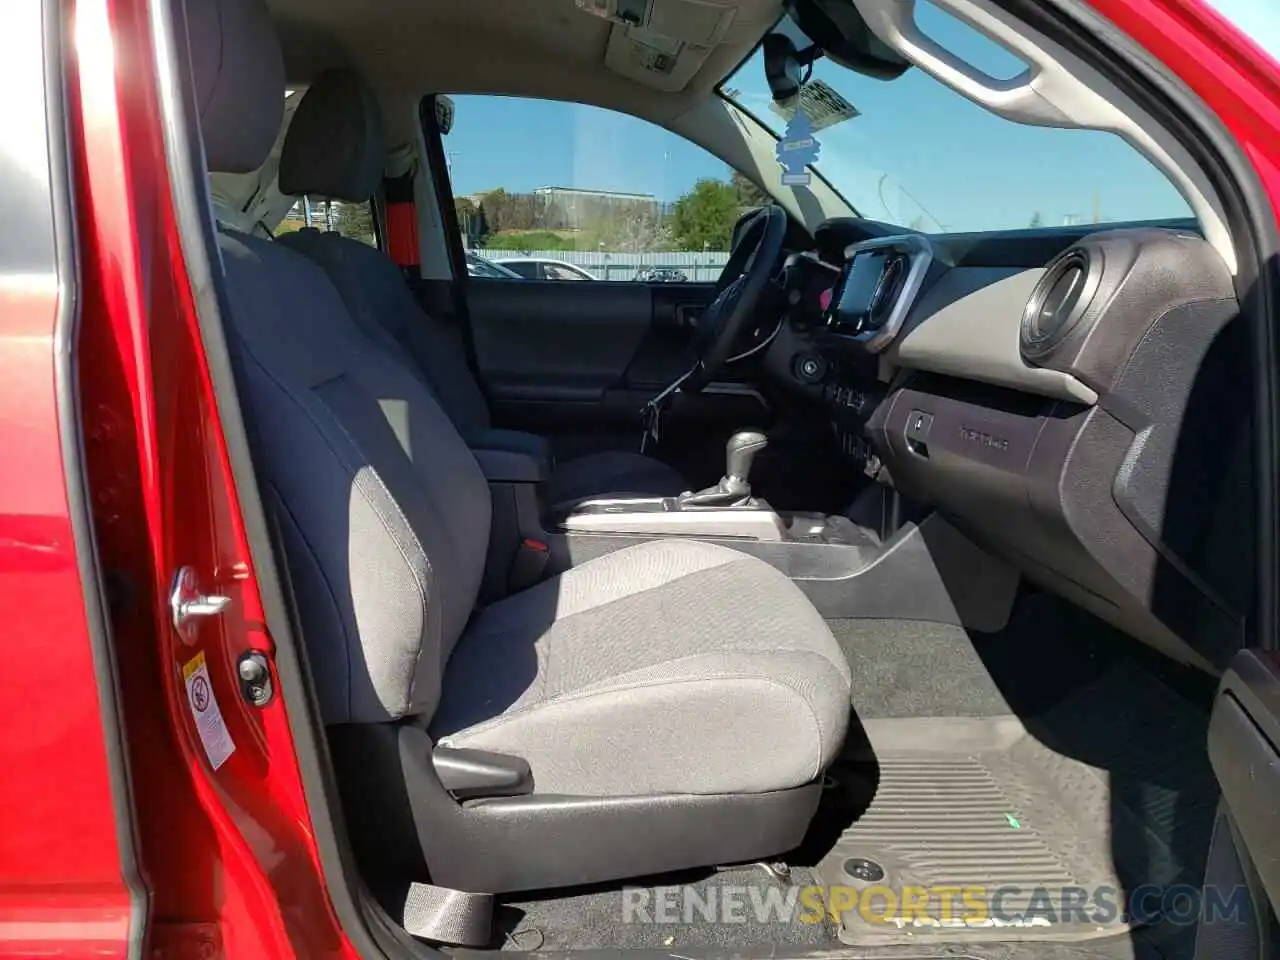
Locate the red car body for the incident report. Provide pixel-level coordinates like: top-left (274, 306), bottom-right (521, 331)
top-left (0, 0), bottom-right (1276, 957)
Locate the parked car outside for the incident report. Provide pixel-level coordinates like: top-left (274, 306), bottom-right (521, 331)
top-left (492, 257), bottom-right (598, 280)
top-left (634, 267), bottom-right (690, 282)
top-left (466, 252), bottom-right (521, 279)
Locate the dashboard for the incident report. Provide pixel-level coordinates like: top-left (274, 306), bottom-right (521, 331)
top-left (767, 218), bottom-right (1252, 673)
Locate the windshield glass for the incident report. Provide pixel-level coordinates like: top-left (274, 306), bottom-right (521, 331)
top-left (722, 2), bottom-right (1193, 232)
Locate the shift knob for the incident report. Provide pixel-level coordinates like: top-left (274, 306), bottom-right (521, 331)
top-left (725, 431), bottom-right (768, 483)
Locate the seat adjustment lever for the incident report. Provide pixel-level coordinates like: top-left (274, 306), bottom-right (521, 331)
top-left (432, 745), bottom-right (533, 799)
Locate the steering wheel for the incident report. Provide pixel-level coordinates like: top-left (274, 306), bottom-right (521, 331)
top-left (683, 205), bottom-right (788, 392)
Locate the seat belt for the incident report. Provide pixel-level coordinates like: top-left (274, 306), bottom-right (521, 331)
top-left (416, 96), bottom-right (485, 382)
top-left (401, 881), bottom-right (494, 946)
top-left (383, 171), bottom-right (420, 272)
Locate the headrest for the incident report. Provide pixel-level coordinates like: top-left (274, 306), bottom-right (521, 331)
top-left (186, 0), bottom-right (285, 173)
top-left (278, 70), bottom-right (386, 202)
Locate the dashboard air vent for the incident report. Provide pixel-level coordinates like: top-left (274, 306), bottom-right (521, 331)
top-left (1021, 247), bottom-right (1098, 360)
top-left (868, 254), bottom-right (907, 330)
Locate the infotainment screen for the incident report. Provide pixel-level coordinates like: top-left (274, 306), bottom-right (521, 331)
top-left (828, 250), bottom-right (891, 335)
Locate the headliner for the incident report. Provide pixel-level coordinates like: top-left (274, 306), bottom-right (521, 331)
top-left (266, 0), bottom-right (782, 140)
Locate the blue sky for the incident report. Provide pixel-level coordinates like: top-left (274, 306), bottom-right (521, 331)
top-left (1209, 0), bottom-right (1280, 62)
top-left (446, 0), bottom-right (1277, 232)
top-left (446, 97), bottom-right (726, 203)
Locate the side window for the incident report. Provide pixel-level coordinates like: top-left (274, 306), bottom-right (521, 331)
top-left (545, 264), bottom-right (589, 280)
top-left (444, 95), bottom-right (766, 281)
top-left (277, 198), bottom-right (378, 248)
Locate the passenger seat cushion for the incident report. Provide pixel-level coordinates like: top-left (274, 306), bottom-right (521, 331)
top-left (432, 540), bottom-right (852, 797)
top-left (548, 451), bottom-right (687, 506)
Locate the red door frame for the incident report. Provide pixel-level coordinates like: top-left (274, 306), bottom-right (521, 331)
top-left (0, 1), bottom-right (140, 956)
top-left (1, 0), bottom-right (1276, 957)
top-left (64, 0), bottom-right (361, 956)
top-left (1089, 0), bottom-right (1280, 214)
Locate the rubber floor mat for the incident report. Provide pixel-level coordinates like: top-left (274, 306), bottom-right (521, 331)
top-left (819, 712), bottom-right (1211, 947)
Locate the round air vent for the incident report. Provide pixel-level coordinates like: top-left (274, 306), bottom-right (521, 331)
top-left (1021, 248), bottom-right (1099, 359)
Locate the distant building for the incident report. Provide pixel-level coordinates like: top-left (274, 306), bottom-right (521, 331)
top-left (531, 186), bottom-right (661, 231)
top-left (531, 186), bottom-right (656, 204)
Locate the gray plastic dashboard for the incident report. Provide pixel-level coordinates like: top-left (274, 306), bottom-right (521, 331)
top-left (816, 222), bottom-right (1251, 673)
top-left (885, 266), bottom-right (1099, 405)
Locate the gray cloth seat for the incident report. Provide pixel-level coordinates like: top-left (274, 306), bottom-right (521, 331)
top-left (275, 70), bottom-right (687, 505)
top-left (433, 539), bottom-right (851, 797)
top-left (188, 0), bottom-right (851, 895)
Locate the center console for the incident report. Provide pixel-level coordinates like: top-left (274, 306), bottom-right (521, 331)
top-left (560, 496), bottom-right (792, 540)
top-left (559, 495), bottom-right (874, 545)
top-left (821, 363), bottom-right (888, 472)
top-left (477, 426), bottom-right (1018, 632)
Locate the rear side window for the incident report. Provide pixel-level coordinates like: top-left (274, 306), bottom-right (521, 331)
top-left (442, 95), bottom-right (763, 281)
top-left (277, 198), bottom-right (378, 248)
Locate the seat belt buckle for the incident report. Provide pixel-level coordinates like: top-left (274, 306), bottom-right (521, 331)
top-left (509, 537), bottom-right (550, 592)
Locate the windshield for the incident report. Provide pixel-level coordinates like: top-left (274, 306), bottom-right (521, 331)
top-left (722, 2), bottom-right (1193, 233)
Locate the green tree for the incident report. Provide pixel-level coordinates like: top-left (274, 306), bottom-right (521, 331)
top-left (1028, 211), bottom-right (1045, 228)
top-left (731, 170), bottom-right (770, 209)
top-left (479, 189), bottom-right (511, 232)
top-left (455, 197), bottom-right (487, 245)
top-left (483, 231), bottom-right (572, 251)
top-left (334, 201), bottom-right (377, 246)
top-left (479, 188), bottom-right (549, 233)
top-left (671, 179), bottom-right (738, 252)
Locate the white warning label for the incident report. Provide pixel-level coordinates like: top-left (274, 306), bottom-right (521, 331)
top-left (183, 651), bottom-right (236, 770)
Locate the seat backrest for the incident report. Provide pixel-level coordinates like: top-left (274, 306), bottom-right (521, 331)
top-left (277, 71), bottom-right (492, 439)
top-left (189, 0), bottom-right (491, 725)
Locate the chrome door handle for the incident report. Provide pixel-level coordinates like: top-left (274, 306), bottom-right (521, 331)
top-left (170, 566), bottom-right (232, 643)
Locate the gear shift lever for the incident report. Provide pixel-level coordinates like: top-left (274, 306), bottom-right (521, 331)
top-left (678, 431), bottom-right (768, 507)
top-left (724, 430), bottom-right (768, 494)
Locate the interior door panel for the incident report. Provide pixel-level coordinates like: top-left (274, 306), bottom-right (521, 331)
top-left (461, 277), bottom-right (767, 477)
top-left (467, 279), bottom-right (655, 402)
top-left (630, 281), bottom-right (717, 386)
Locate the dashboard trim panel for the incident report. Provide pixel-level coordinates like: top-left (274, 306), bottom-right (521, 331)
top-left (889, 267), bottom-right (1100, 405)
top-left (782, 221), bottom-right (1245, 676)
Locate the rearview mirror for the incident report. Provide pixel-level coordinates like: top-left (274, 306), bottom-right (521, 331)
top-left (790, 0), bottom-right (911, 81)
top-left (436, 95), bottom-right (455, 136)
top-left (763, 33), bottom-right (806, 103)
